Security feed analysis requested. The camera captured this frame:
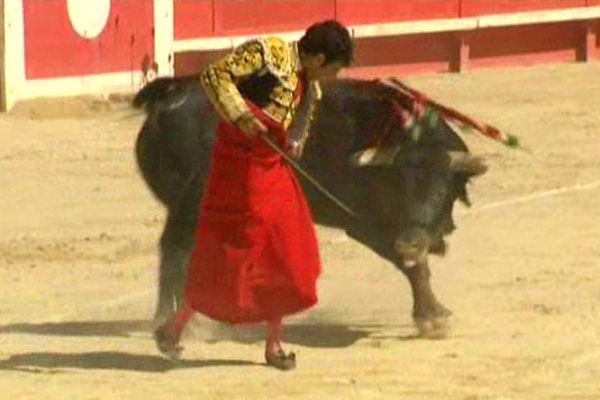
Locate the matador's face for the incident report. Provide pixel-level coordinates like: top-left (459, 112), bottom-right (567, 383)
top-left (302, 53), bottom-right (345, 82)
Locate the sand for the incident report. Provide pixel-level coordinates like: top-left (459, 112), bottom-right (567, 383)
top-left (1, 62), bottom-right (599, 400)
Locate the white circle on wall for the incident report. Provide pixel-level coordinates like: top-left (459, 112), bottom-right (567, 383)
top-left (67, 0), bottom-right (111, 39)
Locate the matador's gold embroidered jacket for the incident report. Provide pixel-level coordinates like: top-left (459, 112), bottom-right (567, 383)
top-left (200, 37), bottom-right (322, 145)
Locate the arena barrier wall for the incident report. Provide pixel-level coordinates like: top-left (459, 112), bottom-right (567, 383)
top-left (1, 1), bottom-right (599, 110)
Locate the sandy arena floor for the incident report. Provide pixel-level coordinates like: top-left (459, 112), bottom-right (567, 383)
top-left (1, 63), bottom-right (599, 400)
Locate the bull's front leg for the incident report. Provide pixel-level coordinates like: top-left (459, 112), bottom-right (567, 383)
top-left (397, 259), bottom-right (452, 339)
top-left (346, 222), bottom-right (451, 338)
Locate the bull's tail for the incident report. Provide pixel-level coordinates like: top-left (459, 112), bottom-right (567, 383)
top-left (132, 73), bottom-right (200, 112)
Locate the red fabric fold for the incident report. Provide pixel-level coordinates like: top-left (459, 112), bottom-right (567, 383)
top-left (184, 88), bottom-right (321, 324)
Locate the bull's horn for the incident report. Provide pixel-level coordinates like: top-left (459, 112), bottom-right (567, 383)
top-left (447, 151), bottom-right (488, 175)
top-left (348, 146), bottom-right (400, 167)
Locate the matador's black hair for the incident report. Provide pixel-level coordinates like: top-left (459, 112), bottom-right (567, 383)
top-left (299, 20), bottom-right (354, 66)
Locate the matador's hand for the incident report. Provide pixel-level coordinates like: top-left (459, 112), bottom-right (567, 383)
top-left (236, 113), bottom-right (268, 138)
top-left (288, 141), bottom-right (304, 159)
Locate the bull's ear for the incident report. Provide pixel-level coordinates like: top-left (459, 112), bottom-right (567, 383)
top-left (348, 146), bottom-right (400, 168)
top-left (447, 151), bottom-right (488, 176)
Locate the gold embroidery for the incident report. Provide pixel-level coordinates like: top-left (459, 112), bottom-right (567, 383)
top-left (200, 40), bottom-right (265, 123)
top-left (200, 36), bottom-right (307, 129)
top-left (288, 81), bottom-right (322, 145)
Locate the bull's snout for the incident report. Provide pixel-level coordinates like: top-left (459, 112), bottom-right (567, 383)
top-left (394, 227), bottom-right (430, 267)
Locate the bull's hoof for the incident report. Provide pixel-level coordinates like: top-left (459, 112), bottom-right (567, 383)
top-left (415, 316), bottom-right (451, 340)
top-left (154, 324), bottom-right (183, 361)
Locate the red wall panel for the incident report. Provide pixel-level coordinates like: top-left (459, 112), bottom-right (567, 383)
top-left (461, 0), bottom-right (586, 17)
top-left (348, 33), bottom-right (453, 74)
top-left (174, 49), bottom-right (230, 76)
top-left (174, 0), bottom-right (213, 39)
top-left (336, 1), bottom-right (460, 26)
top-left (469, 23), bottom-right (580, 67)
top-left (213, 0), bottom-right (335, 36)
top-left (24, 0), bottom-right (154, 79)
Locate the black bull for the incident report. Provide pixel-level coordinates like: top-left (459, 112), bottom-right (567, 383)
top-left (133, 75), bottom-right (487, 338)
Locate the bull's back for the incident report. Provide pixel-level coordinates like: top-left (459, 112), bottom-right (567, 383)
top-left (134, 79), bottom-right (359, 225)
top-left (134, 80), bottom-right (218, 209)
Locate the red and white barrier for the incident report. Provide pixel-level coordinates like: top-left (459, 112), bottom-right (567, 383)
top-left (1, 0), bottom-right (172, 110)
top-left (1, 1), bottom-right (599, 111)
top-left (172, 3), bottom-right (600, 77)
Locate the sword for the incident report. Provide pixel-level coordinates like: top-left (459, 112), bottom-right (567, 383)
top-left (258, 132), bottom-right (359, 220)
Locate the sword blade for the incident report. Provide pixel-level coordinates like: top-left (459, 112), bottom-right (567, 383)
top-left (258, 133), bottom-right (359, 220)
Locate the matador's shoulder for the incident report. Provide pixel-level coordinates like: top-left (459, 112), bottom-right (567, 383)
top-left (254, 36), bottom-right (298, 78)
